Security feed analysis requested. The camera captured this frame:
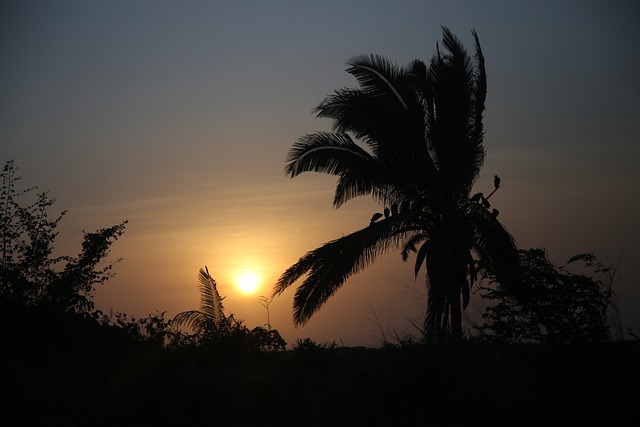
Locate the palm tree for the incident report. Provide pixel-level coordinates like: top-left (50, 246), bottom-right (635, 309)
top-left (273, 27), bottom-right (519, 340)
top-left (173, 266), bottom-right (233, 343)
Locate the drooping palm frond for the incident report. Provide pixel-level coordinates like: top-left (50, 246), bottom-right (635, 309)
top-left (315, 88), bottom-right (381, 139)
top-left (273, 217), bottom-right (411, 325)
top-left (413, 240), bottom-right (432, 279)
top-left (172, 309), bottom-right (209, 334)
top-left (332, 166), bottom-right (395, 208)
top-left (286, 131), bottom-right (425, 209)
top-left (400, 232), bottom-right (428, 261)
top-left (399, 230), bottom-right (435, 280)
top-left (468, 203), bottom-right (520, 291)
top-left (285, 132), bottom-right (374, 178)
top-left (286, 131), bottom-right (394, 207)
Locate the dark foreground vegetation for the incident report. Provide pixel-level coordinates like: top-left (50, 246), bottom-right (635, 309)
top-left (2, 149), bottom-right (638, 425)
top-left (2, 315), bottom-right (639, 426)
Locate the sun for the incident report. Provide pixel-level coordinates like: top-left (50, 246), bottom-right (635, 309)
top-left (236, 271), bottom-right (260, 295)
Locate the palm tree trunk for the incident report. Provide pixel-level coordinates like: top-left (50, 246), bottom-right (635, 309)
top-left (449, 292), bottom-right (462, 339)
top-left (446, 256), bottom-right (465, 340)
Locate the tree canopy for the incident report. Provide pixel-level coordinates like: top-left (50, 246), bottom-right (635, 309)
top-left (274, 28), bottom-right (519, 340)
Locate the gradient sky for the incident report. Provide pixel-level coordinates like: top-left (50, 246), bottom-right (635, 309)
top-left (2, 0), bottom-right (639, 346)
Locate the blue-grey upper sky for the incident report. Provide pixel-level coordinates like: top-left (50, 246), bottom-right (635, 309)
top-left (2, 0), bottom-right (639, 345)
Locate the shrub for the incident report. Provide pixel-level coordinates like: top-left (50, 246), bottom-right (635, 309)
top-left (0, 160), bottom-right (126, 316)
top-left (477, 248), bottom-right (615, 344)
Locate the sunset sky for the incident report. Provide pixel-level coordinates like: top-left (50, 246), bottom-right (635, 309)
top-left (2, 0), bottom-right (639, 346)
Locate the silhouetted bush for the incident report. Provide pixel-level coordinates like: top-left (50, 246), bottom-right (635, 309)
top-left (0, 160), bottom-right (127, 317)
top-left (98, 309), bottom-right (186, 348)
top-left (477, 248), bottom-right (615, 344)
top-left (250, 326), bottom-right (287, 351)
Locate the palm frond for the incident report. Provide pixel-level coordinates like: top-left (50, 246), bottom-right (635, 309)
top-left (346, 54), bottom-right (409, 110)
top-left (172, 310), bottom-right (207, 333)
top-left (345, 54), bottom-right (436, 177)
top-left (314, 89), bottom-right (380, 140)
top-left (173, 267), bottom-right (226, 334)
top-left (315, 86), bottom-right (433, 184)
top-left (333, 168), bottom-right (392, 208)
top-left (441, 27), bottom-right (472, 67)
top-left (471, 28), bottom-right (487, 144)
top-left (405, 59), bottom-right (428, 90)
top-left (285, 132), bottom-right (374, 178)
top-left (315, 88), bottom-right (406, 157)
top-left (400, 232), bottom-right (428, 261)
top-left (197, 266), bottom-right (225, 327)
top-left (414, 240), bottom-right (432, 278)
top-left (424, 27), bottom-right (486, 196)
top-left (468, 204), bottom-right (520, 290)
top-left (273, 218), bottom-right (410, 325)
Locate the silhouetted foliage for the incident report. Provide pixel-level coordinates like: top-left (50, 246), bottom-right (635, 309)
top-left (0, 163), bottom-right (636, 424)
top-left (173, 266), bottom-right (246, 346)
top-left (5, 336), bottom-right (638, 426)
top-left (274, 28), bottom-right (519, 340)
top-left (103, 310), bottom-right (182, 348)
top-left (0, 160), bottom-right (127, 316)
top-left (293, 337), bottom-right (339, 352)
top-left (250, 326), bottom-right (287, 351)
top-left (477, 249), bottom-right (615, 344)
top-left (173, 267), bottom-right (287, 352)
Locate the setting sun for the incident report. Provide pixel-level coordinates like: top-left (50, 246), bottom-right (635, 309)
top-left (236, 272), bottom-right (260, 295)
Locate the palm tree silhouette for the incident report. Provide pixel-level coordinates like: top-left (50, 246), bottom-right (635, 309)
top-left (173, 267), bottom-right (232, 342)
top-left (273, 28), bottom-right (519, 340)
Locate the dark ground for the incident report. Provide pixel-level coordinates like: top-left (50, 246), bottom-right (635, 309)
top-left (2, 329), bottom-right (639, 427)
